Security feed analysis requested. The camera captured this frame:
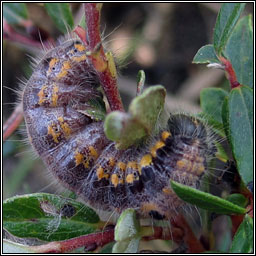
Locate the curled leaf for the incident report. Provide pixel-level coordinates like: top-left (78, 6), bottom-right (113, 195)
top-left (104, 85), bottom-right (166, 149)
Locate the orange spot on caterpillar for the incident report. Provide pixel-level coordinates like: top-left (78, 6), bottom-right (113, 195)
top-left (126, 173), bottom-right (134, 183)
top-left (83, 160), bottom-right (90, 169)
top-left (74, 43), bottom-right (86, 52)
top-left (117, 162), bottom-right (126, 171)
top-left (140, 154), bottom-right (152, 167)
top-left (74, 150), bottom-right (90, 168)
top-left (49, 58), bottom-right (58, 70)
top-left (51, 84), bottom-right (59, 107)
top-left (47, 124), bottom-right (60, 143)
top-left (89, 146), bottom-right (98, 160)
top-left (108, 157), bottom-right (116, 167)
top-left (74, 151), bottom-right (84, 166)
top-left (140, 202), bottom-right (160, 213)
top-left (162, 187), bottom-right (174, 195)
top-left (72, 55), bottom-right (87, 62)
top-left (151, 141), bottom-right (165, 158)
top-left (75, 146), bottom-right (98, 170)
top-left (111, 173), bottom-right (119, 187)
top-left (96, 166), bottom-right (104, 180)
top-left (161, 131), bottom-right (171, 141)
top-left (57, 61), bottom-right (71, 79)
top-left (127, 161), bottom-right (138, 170)
top-left (97, 166), bottom-right (109, 180)
top-left (37, 85), bottom-right (47, 105)
top-left (177, 159), bottom-right (192, 172)
top-left (57, 117), bottom-right (71, 138)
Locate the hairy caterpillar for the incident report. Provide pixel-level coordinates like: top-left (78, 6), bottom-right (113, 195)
top-left (22, 36), bottom-right (217, 221)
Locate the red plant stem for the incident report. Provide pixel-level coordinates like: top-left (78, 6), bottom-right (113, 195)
top-left (230, 215), bottom-right (245, 238)
top-left (31, 229), bottom-right (115, 253)
top-left (171, 214), bottom-right (205, 253)
top-left (3, 102), bottom-right (24, 141)
top-left (83, 3), bottom-right (124, 112)
top-left (219, 56), bottom-right (241, 89)
top-left (29, 224), bottom-right (184, 253)
top-left (84, 3), bottom-right (102, 51)
top-left (246, 197), bottom-right (253, 219)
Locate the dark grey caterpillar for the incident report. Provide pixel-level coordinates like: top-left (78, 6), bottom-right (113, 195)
top-left (22, 37), bottom-right (216, 220)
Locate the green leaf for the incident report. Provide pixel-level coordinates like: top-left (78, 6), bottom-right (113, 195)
top-left (112, 238), bottom-right (140, 253)
top-left (226, 193), bottom-right (248, 208)
top-left (99, 241), bottom-right (115, 253)
top-left (193, 44), bottom-right (220, 64)
top-left (129, 85), bottom-right (166, 131)
top-left (3, 240), bottom-right (36, 253)
top-left (115, 208), bottom-right (140, 241)
top-left (45, 3), bottom-right (74, 33)
top-left (78, 97), bottom-right (106, 121)
top-left (104, 111), bottom-right (147, 149)
top-left (200, 88), bottom-right (228, 124)
top-left (3, 193), bottom-right (101, 242)
top-left (213, 3), bottom-right (245, 55)
top-left (198, 86), bottom-right (229, 138)
top-left (226, 86), bottom-right (253, 185)
top-left (224, 15), bottom-right (253, 88)
top-left (104, 86), bottom-right (166, 149)
top-left (3, 3), bottom-right (28, 25)
top-left (170, 181), bottom-right (246, 215)
top-left (230, 215), bottom-right (253, 253)
top-left (113, 209), bottom-right (141, 253)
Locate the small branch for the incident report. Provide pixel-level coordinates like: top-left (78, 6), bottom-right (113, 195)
top-left (30, 229), bottom-right (114, 253)
top-left (230, 215), bottom-right (245, 238)
top-left (27, 224), bottom-right (184, 253)
top-left (219, 56), bottom-right (241, 89)
top-left (3, 102), bottom-right (24, 141)
top-left (81, 3), bottom-right (124, 112)
top-left (84, 3), bottom-right (102, 51)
